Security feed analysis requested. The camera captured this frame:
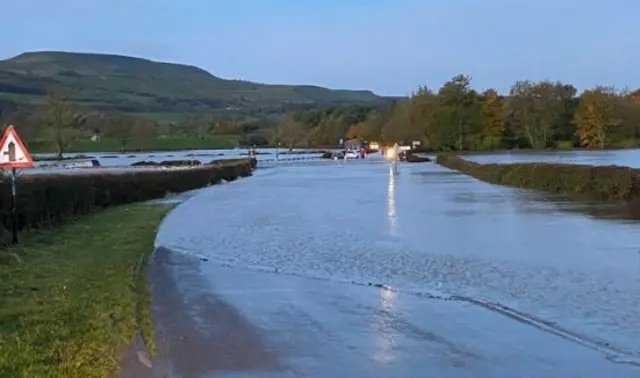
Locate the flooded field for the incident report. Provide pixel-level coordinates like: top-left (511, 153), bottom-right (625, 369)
top-left (465, 148), bottom-right (640, 167)
top-left (154, 151), bottom-right (640, 375)
top-left (20, 148), bottom-right (324, 175)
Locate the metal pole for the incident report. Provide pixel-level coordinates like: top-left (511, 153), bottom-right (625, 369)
top-left (10, 167), bottom-right (18, 244)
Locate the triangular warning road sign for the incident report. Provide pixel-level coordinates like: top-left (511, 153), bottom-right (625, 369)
top-left (0, 125), bottom-right (34, 168)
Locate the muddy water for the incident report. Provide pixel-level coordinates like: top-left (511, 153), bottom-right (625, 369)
top-left (157, 154), bottom-right (640, 363)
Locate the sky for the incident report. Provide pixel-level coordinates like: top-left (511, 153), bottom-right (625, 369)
top-left (3, 0), bottom-right (640, 96)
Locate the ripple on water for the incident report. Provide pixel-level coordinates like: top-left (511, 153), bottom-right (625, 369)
top-left (156, 158), bottom-right (640, 356)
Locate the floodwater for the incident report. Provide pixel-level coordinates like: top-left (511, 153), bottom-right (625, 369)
top-left (153, 151), bottom-right (640, 377)
top-left (464, 148), bottom-right (640, 168)
top-left (19, 148), bottom-right (323, 175)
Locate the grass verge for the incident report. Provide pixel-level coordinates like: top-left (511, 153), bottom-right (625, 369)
top-left (0, 203), bottom-right (172, 378)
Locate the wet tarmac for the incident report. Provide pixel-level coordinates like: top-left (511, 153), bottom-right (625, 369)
top-left (152, 154), bottom-right (640, 377)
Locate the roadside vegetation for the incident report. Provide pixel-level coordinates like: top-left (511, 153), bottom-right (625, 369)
top-left (0, 158), bottom-right (255, 377)
top-left (0, 159), bottom-right (254, 236)
top-left (0, 203), bottom-right (170, 378)
top-left (4, 75), bottom-right (640, 156)
top-left (346, 76), bottom-right (640, 152)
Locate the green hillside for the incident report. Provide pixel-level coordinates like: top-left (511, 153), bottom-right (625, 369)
top-left (0, 51), bottom-right (383, 114)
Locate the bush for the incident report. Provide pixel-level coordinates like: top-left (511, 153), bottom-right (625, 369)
top-left (436, 154), bottom-right (640, 202)
top-left (554, 140), bottom-right (576, 150)
top-left (0, 158), bottom-right (256, 237)
top-left (210, 158), bottom-right (255, 181)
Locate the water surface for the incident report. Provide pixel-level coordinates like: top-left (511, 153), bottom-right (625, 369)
top-left (158, 153), bottom-right (640, 358)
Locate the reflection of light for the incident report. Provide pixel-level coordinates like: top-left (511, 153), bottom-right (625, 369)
top-left (387, 165), bottom-right (397, 234)
top-left (371, 286), bottom-right (398, 364)
top-left (381, 287), bottom-right (396, 300)
top-left (385, 148), bottom-right (396, 160)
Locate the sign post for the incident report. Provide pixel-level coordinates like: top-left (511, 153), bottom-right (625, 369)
top-left (0, 125), bottom-right (34, 244)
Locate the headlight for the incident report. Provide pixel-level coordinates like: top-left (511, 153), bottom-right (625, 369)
top-left (385, 149), bottom-right (396, 160)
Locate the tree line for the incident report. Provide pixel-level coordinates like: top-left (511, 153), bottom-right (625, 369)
top-left (0, 87), bottom-right (382, 155)
top-left (3, 77), bottom-right (639, 155)
top-left (326, 75), bottom-right (640, 151)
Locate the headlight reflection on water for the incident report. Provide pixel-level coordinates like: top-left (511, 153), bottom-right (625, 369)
top-left (371, 285), bottom-right (399, 364)
top-left (387, 165), bottom-right (397, 234)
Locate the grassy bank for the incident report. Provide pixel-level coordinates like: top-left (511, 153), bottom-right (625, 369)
top-left (436, 154), bottom-right (640, 203)
top-left (0, 203), bottom-right (171, 378)
top-left (25, 136), bottom-right (239, 154)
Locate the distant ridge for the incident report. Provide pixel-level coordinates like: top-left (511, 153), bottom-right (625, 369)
top-left (0, 50), bottom-right (387, 113)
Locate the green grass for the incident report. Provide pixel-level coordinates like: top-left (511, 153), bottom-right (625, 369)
top-left (0, 51), bottom-right (381, 114)
top-left (26, 135), bottom-right (239, 154)
top-left (0, 203), bottom-right (172, 378)
top-left (127, 112), bottom-right (195, 123)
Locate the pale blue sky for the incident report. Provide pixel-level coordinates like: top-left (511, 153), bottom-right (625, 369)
top-left (3, 0), bottom-right (639, 96)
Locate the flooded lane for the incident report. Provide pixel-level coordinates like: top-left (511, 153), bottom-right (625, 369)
top-left (150, 252), bottom-right (637, 377)
top-left (156, 155), bottom-right (640, 375)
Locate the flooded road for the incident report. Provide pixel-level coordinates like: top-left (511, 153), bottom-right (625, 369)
top-left (154, 154), bottom-right (640, 377)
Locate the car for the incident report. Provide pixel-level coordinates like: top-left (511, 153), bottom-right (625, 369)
top-left (344, 150), bottom-right (360, 159)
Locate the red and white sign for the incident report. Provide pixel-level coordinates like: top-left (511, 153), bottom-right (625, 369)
top-left (0, 125), bottom-right (33, 168)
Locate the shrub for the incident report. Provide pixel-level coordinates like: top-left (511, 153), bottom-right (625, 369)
top-left (554, 140), bottom-right (576, 150)
top-left (0, 158), bottom-right (255, 236)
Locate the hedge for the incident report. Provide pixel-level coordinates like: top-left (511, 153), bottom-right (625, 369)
top-left (0, 158), bottom-right (256, 240)
top-left (436, 154), bottom-right (640, 202)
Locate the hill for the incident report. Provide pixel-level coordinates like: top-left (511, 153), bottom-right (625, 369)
top-left (0, 51), bottom-right (385, 115)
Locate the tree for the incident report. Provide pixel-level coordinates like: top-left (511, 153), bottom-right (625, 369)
top-left (276, 114), bottom-right (304, 151)
top-left (44, 89), bottom-right (85, 159)
top-left (431, 75), bottom-right (482, 150)
top-left (381, 100), bottom-right (417, 143)
top-left (107, 115), bottom-right (136, 153)
top-left (507, 80), bottom-right (577, 149)
top-left (210, 118), bottom-right (243, 135)
top-left (573, 87), bottom-right (622, 148)
top-left (346, 122), bottom-right (369, 140)
top-left (480, 89), bottom-right (505, 149)
top-left (132, 118), bottom-right (157, 151)
top-left (615, 89), bottom-right (640, 144)
top-left (407, 86), bottom-right (439, 147)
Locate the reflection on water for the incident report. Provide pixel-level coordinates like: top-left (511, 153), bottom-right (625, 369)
top-left (387, 165), bottom-right (397, 234)
top-left (159, 155), bottom-right (640, 356)
top-left (371, 288), bottom-right (398, 365)
top-left (465, 148), bottom-right (640, 168)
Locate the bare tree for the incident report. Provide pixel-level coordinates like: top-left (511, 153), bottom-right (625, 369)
top-left (106, 115), bottom-right (136, 153)
top-left (44, 89), bottom-right (84, 159)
